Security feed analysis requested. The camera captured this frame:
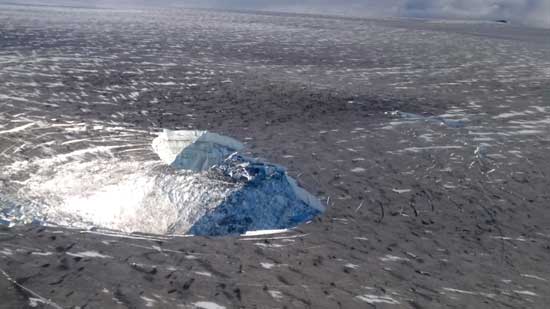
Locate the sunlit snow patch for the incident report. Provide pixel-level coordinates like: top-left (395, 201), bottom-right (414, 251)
top-left (152, 129), bottom-right (244, 172)
top-left (0, 130), bottom-right (324, 236)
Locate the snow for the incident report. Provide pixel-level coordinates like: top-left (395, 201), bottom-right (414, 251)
top-left (0, 122), bottom-right (35, 135)
top-left (242, 229), bottom-right (289, 236)
top-left (193, 302), bottom-right (226, 309)
top-left (31, 251), bottom-right (53, 256)
top-left (399, 146), bottom-right (463, 153)
top-left (380, 255), bottom-right (410, 262)
top-left (194, 271), bottom-right (213, 277)
top-left (513, 290), bottom-right (538, 296)
top-left (140, 296), bottom-right (157, 307)
top-left (521, 274), bottom-right (547, 282)
top-left (28, 298), bottom-right (44, 307)
top-left (0, 248), bottom-right (13, 256)
top-left (152, 129), bottom-right (244, 172)
top-left (356, 294), bottom-right (400, 305)
top-left (442, 287), bottom-right (496, 298)
top-left (268, 290), bottom-right (283, 300)
top-left (66, 251), bottom-right (112, 259)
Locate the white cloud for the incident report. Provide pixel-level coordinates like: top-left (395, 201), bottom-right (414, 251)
top-left (171, 0), bottom-right (548, 27)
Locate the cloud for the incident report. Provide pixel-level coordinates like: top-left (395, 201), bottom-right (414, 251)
top-left (402, 0), bottom-right (546, 21)
top-left (406, 0), bottom-right (550, 27)
top-left (197, 0), bottom-right (550, 27)
top-left (5, 0), bottom-right (550, 27)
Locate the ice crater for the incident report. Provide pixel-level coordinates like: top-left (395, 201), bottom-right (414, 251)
top-left (1, 130), bottom-right (324, 236)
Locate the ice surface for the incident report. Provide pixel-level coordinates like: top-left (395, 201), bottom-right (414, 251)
top-left (190, 154), bottom-right (323, 236)
top-left (152, 129), bottom-right (244, 172)
top-left (241, 229), bottom-right (289, 237)
top-left (389, 111), bottom-right (466, 128)
top-left (3, 159), bottom-right (241, 235)
top-left (151, 129), bottom-right (324, 235)
top-left (1, 130), bottom-right (323, 236)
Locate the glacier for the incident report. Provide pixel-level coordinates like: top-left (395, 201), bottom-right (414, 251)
top-left (0, 130), bottom-right (324, 236)
top-left (190, 154), bottom-right (324, 235)
top-left (154, 129), bottom-right (324, 236)
top-left (152, 129), bottom-right (245, 172)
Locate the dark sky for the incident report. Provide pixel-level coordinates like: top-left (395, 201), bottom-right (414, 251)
top-left (4, 0), bottom-right (549, 27)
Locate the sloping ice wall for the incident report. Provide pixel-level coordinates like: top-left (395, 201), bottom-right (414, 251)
top-left (153, 130), bottom-right (325, 236)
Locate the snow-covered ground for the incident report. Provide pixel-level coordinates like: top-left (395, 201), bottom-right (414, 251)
top-left (0, 4), bottom-right (549, 308)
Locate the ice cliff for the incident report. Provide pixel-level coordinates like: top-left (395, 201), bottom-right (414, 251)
top-left (153, 129), bottom-right (324, 236)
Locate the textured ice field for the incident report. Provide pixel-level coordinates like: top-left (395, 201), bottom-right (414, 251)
top-left (1, 4), bottom-right (550, 308)
top-left (0, 5), bottom-right (548, 169)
